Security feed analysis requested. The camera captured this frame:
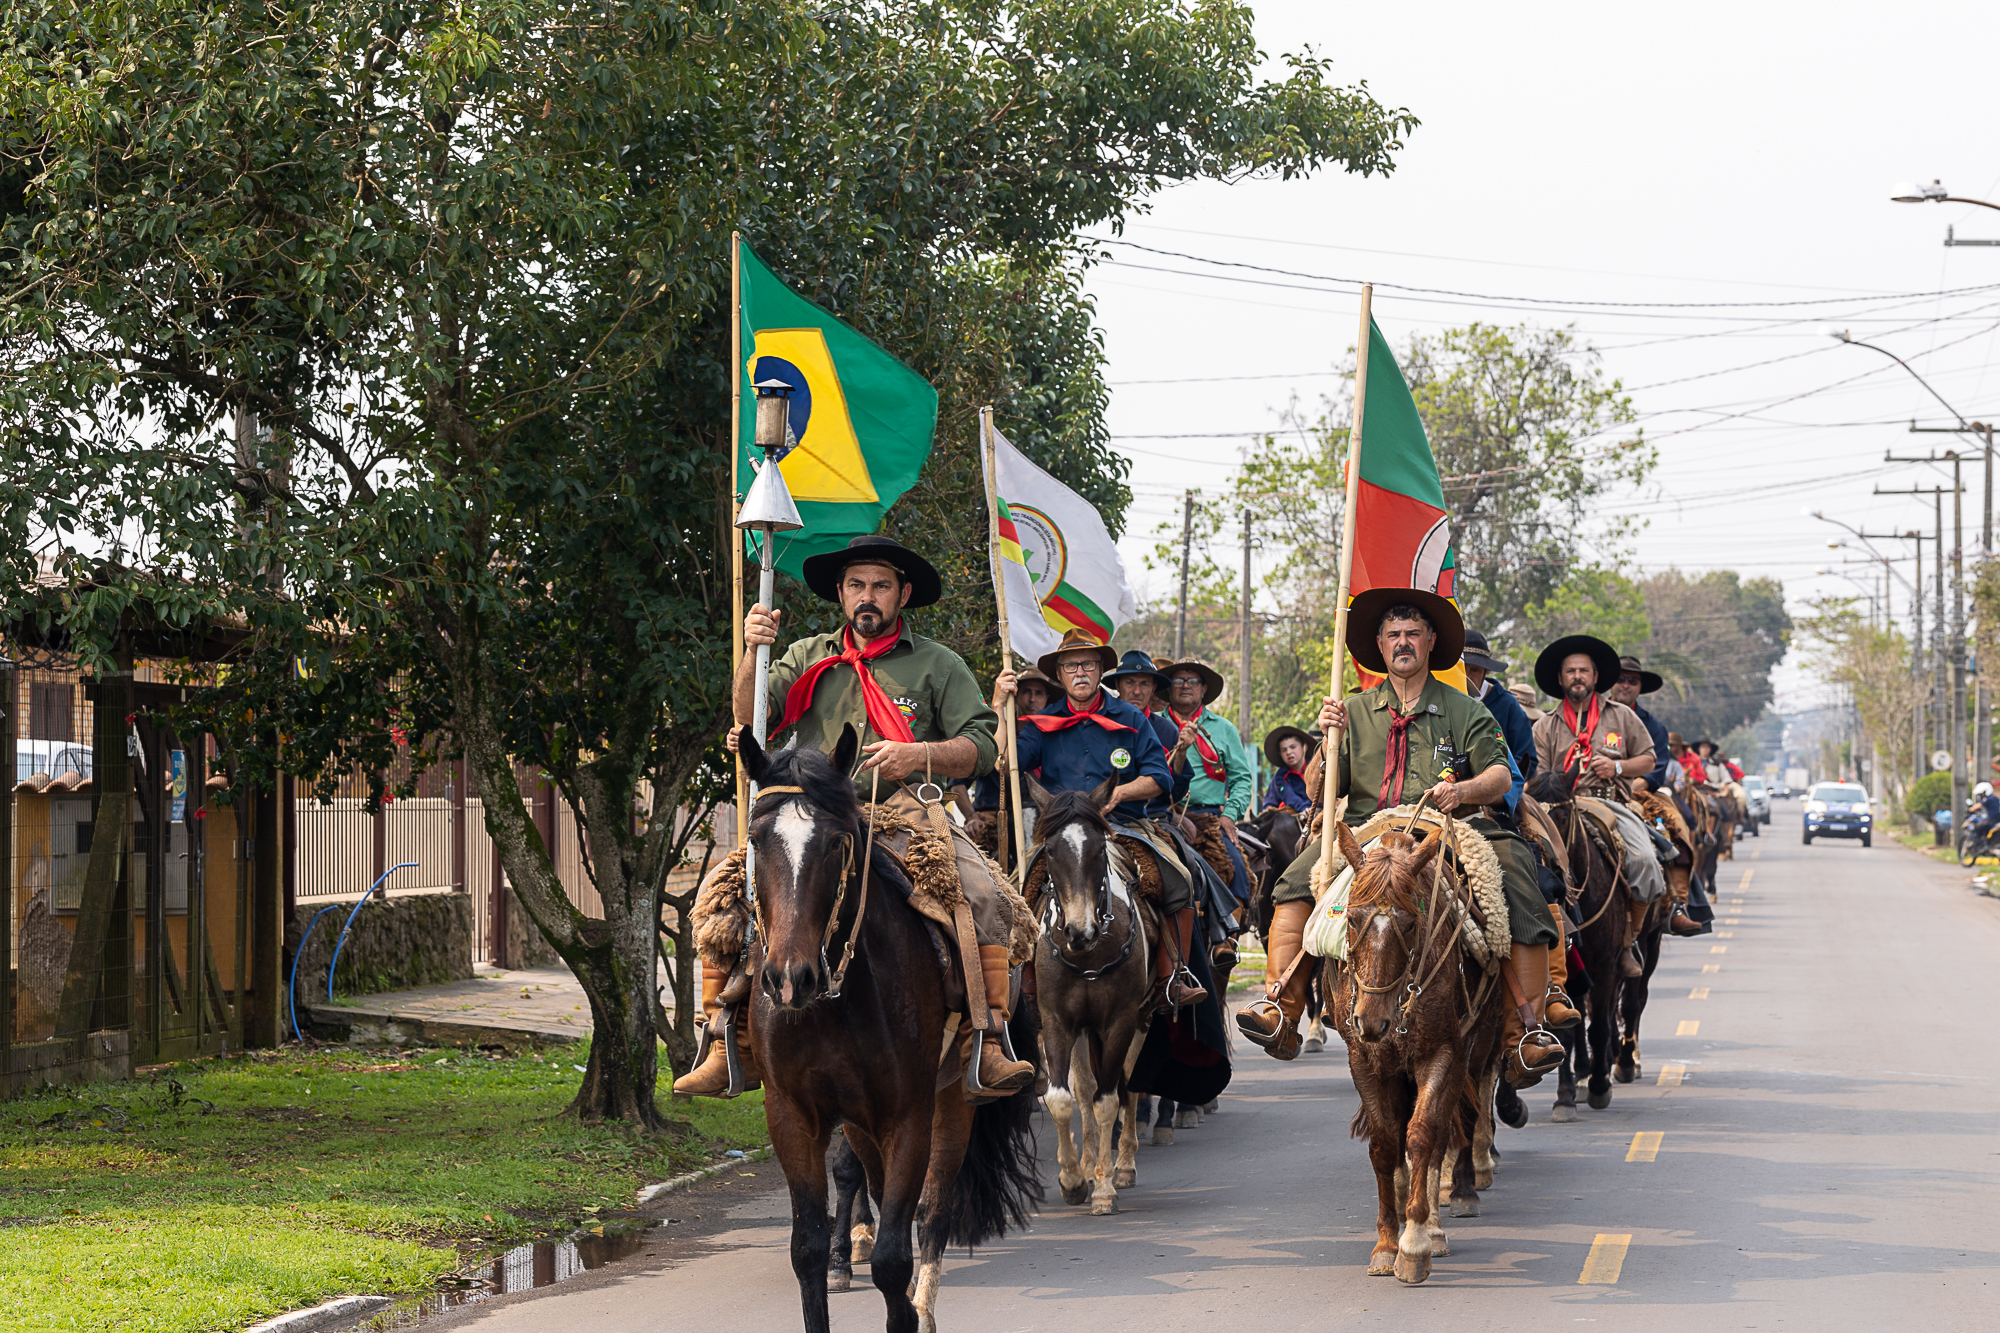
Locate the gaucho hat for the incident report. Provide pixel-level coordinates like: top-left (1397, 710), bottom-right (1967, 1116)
top-left (1534, 634), bottom-right (1622, 700)
top-left (1103, 650), bottom-right (1169, 691)
top-left (801, 535), bottom-right (942, 608)
top-left (1617, 653), bottom-right (1665, 695)
top-left (1156, 656), bottom-right (1226, 705)
top-left (1035, 628), bottom-right (1119, 681)
top-left (1345, 587), bottom-right (1465, 675)
top-left (1461, 629), bottom-right (1507, 675)
top-left (1263, 725), bottom-right (1318, 770)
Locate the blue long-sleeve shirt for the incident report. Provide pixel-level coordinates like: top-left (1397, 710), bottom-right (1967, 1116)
top-left (1633, 703), bottom-right (1672, 791)
top-left (1477, 680), bottom-right (1539, 781)
top-left (1014, 693), bottom-right (1174, 822)
top-left (1262, 767), bottom-right (1313, 811)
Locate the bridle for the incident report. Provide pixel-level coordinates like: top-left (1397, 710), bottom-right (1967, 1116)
top-left (1038, 827), bottom-right (1139, 981)
top-left (1342, 823), bottom-right (1466, 1037)
top-left (751, 784), bottom-right (875, 1002)
top-left (1548, 797), bottom-right (1623, 933)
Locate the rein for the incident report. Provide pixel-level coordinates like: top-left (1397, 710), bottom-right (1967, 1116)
top-left (1038, 824), bottom-right (1141, 982)
top-left (751, 775), bottom-right (878, 1001)
top-left (1343, 809), bottom-right (1471, 1036)
top-left (1553, 798), bottom-right (1623, 932)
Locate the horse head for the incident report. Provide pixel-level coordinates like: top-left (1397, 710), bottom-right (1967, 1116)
top-left (739, 724), bottom-right (865, 1010)
top-left (1337, 820), bottom-right (1443, 1043)
top-left (1025, 772), bottom-right (1127, 954)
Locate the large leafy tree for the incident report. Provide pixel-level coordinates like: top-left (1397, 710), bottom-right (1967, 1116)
top-left (0, 0), bottom-right (1414, 1126)
top-left (1638, 570), bottom-right (1792, 741)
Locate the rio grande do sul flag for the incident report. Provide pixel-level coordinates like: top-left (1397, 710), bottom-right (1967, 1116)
top-left (1349, 316), bottom-right (1464, 689)
top-left (736, 240), bottom-right (937, 579)
top-left (986, 423), bottom-right (1136, 661)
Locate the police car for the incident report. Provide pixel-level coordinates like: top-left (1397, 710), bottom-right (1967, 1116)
top-left (1801, 781), bottom-right (1871, 847)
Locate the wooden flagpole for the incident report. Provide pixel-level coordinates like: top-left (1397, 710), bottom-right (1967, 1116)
top-left (730, 232), bottom-right (748, 846)
top-left (980, 407), bottom-right (1030, 882)
top-left (1314, 283), bottom-right (1373, 889)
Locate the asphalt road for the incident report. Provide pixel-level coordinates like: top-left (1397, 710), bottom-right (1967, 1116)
top-left (438, 801), bottom-right (2000, 1330)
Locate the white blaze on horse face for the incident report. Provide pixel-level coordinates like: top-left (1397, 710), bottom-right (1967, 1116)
top-left (768, 802), bottom-right (817, 881)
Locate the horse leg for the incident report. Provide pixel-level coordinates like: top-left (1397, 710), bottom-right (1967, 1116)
top-left (1042, 1021), bottom-right (1089, 1207)
top-left (1152, 1095), bottom-right (1176, 1146)
top-left (869, 1119), bottom-right (931, 1333)
top-left (1088, 1021), bottom-right (1134, 1215)
top-left (1113, 1092), bottom-right (1139, 1189)
top-left (829, 1131), bottom-right (863, 1292)
top-left (1397, 1051), bottom-right (1456, 1284)
top-left (766, 1092), bottom-right (835, 1333)
top-left (1472, 1060), bottom-right (1498, 1190)
top-left (1350, 1061), bottom-right (1409, 1277)
top-left (911, 1091), bottom-right (977, 1333)
top-left (1620, 921), bottom-right (1663, 1084)
top-left (1552, 1021), bottom-right (1579, 1121)
top-left (1074, 1038), bottom-right (1101, 1194)
top-left (1448, 1073), bottom-right (1482, 1217)
top-left (1587, 954), bottom-right (1619, 1110)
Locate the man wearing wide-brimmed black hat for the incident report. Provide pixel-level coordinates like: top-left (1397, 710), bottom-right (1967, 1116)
top-left (1259, 726), bottom-right (1317, 812)
top-left (1104, 650), bottom-right (1187, 815)
top-left (691, 535), bottom-right (1033, 1100)
top-left (1238, 589), bottom-right (1571, 1084)
top-left (1462, 628), bottom-right (1537, 782)
top-left (1528, 634), bottom-right (1655, 799)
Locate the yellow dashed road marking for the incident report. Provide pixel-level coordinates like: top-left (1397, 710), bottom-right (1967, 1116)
top-left (1710, 945), bottom-right (1729, 954)
top-left (1688, 987), bottom-right (1709, 999)
top-left (1676, 1020), bottom-right (1700, 1036)
top-left (1578, 1233), bottom-right (1633, 1284)
top-left (1737, 869), bottom-right (1755, 889)
top-left (1722, 917), bottom-right (1741, 924)
top-left (1658, 1063), bottom-right (1687, 1087)
top-left (1715, 931), bottom-right (1736, 938)
top-left (1702, 963), bottom-right (1720, 973)
top-left (1626, 1132), bottom-right (1664, 1162)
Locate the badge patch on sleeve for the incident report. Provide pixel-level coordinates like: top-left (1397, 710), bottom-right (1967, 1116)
top-left (1110, 748), bottom-right (1132, 770)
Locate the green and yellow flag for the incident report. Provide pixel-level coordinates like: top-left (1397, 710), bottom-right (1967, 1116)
top-left (736, 241), bottom-right (938, 577)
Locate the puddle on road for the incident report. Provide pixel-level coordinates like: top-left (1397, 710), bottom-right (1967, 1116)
top-left (352, 1219), bottom-right (664, 1329)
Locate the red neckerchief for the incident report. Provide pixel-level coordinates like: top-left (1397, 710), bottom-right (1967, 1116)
top-left (1560, 692), bottom-right (1601, 775)
top-left (1021, 694), bottom-right (1134, 734)
top-left (1377, 689), bottom-right (1423, 810)
top-left (777, 620), bottom-right (915, 744)
top-left (1167, 705), bottom-right (1226, 781)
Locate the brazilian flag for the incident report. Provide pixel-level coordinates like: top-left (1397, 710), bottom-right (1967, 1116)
top-left (736, 240), bottom-right (938, 578)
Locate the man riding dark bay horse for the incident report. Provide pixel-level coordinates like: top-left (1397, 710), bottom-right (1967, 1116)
top-left (688, 534), bottom-right (1034, 1101)
top-left (1606, 654), bottom-right (1703, 938)
top-left (1240, 588), bottom-right (1574, 1086)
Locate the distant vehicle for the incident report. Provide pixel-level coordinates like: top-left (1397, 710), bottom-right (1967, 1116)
top-left (1741, 775), bottom-right (1771, 828)
top-left (1785, 766), bottom-right (1811, 793)
top-left (15, 739), bottom-right (93, 784)
top-left (1802, 781), bottom-right (1871, 847)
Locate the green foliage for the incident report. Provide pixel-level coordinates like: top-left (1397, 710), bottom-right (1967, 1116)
top-left (1640, 570), bottom-right (1793, 741)
top-left (1797, 594), bottom-right (1922, 801)
top-left (1515, 566), bottom-right (1652, 663)
top-left (0, 1043), bottom-right (766, 1333)
top-left (0, 0), bottom-right (1413, 1115)
top-left (1906, 770), bottom-right (1952, 821)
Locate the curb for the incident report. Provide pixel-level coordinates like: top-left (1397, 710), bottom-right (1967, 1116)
top-left (244, 1296), bottom-right (393, 1333)
top-left (636, 1145), bottom-right (774, 1205)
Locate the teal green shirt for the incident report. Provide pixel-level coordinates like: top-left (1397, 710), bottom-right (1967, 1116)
top-left (1168, 707), bottom-right (1254, 820)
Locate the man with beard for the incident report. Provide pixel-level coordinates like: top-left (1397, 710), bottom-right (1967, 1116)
top-left (1238, 590), bottom-right (1574, 1083)
top-left (683, 536), bottom-right (1034, 1100)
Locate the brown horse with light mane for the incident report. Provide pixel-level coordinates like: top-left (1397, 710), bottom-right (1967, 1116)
top-left (1328, 820), bottom-right (1505, 1285)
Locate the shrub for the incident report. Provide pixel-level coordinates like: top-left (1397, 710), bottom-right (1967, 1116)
top-left (1905, 770), bottom-right (1953, 822)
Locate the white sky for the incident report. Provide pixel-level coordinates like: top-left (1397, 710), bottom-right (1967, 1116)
top-left (1086, 0), bottom-right (2000, 712)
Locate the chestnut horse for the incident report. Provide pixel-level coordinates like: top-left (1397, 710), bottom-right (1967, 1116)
top-left (1328, 821), bottom-right (1504, 1285)
top-left (740, 728), bottom-right (1040, 1333)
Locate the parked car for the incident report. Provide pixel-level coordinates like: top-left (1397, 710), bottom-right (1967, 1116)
top-left (15, 739), bottom-right (93, 784)
top-left (1802, 781), bottom-right (1871, 847)
top-left (1741, 775), bottom-right (1770, 829)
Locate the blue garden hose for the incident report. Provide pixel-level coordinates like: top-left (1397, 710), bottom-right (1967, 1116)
top-left (288, 862), bottom-right (420, 1041)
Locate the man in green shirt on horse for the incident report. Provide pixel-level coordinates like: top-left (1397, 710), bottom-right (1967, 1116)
top-left (681, 535), bottom-right (1035, 1101)
top-left (1236, 589), bottom-right (1575, 1086)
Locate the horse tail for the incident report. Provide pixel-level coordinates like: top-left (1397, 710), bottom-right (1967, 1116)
top-left (1349, 1105), bottom-right (1371, 1141)
top-left (937, 1084), bottom-right (1043, 1247)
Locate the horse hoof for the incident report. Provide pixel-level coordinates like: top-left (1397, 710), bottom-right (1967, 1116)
top-left (1113, 1167), bottom-right (1136, 1188)
top-left (1090, 1195), bottom-right (1118, 1217)
top-left (1474, 1168), bottom-right (1494, 1190)
top-left (1450, 1196), bottom-right (1479, 1218)
top-left (1060, 1179), bottom-right (1091, 1206)
top-left (851, 1225), bottom-right (874, 1264)
top-left (827, 1269), bottom-right (851, 1292)
top-left (1203, 1099), bottom-right (1220, 1114)
top-left (1303, 1036), bottom-right (1325, 1053)
top-left (1430, 1236), bottom-right (1451, 1258)
top-left (1394, 1250), bottom-right (1432, 1284)
top-left (1175, 1107), bottom-right (1201, 1128)
top-left (1151, 1126), bottom-right (1174, 1147)
top-left (1550, 1103), bottom-right (1578, 1123)
top-left (1588, 1087), bottom-right (1612, 1110)
top-left (1614, 1064), bottom-right (1636, 1085)
top-left (1368, 1247), bottom-right (1399, 1276)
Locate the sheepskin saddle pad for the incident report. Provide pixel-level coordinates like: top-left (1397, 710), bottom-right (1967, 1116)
top-left (691, 803), bottom-right (1034, 968)
top-left (1304, 805), bottom-right (1509, 968)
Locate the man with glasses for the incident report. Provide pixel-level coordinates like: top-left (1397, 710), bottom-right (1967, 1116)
top-left (1156, 657), bottom-right (1256, 965)
top-left (998, 630), bottom-right (1209, 1009)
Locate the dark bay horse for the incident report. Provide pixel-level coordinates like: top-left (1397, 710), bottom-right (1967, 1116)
top-left (1328, 821), bottom-right (1504, 1285)
top-left (1241, 806), bottom-right (1325, 1049)
top-left (740, 728), bottom-right (1040, 1332)
top-left (1524, 771), bottom-right (1631, 1116)
top-left (1026, 774), bottom-right (1157, 1216)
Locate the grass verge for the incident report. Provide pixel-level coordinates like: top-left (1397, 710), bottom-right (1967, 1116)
top-left (0, 1042), bottom-right (765, 1333)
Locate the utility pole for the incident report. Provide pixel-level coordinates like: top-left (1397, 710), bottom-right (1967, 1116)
top-left (1880, 469), bottom-right (1964, 774)
top-left (1238, 507), bottom-right (1254, 742)
top-left (1908, 424), bottom-right (1994, 785)
top-left (1174, 489), bottom-right (1194, 659)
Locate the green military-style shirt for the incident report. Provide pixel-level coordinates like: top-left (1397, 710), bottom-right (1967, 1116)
top-left (766, 622), bottom-right (998, 798)
top-left (1337, 675), bottom-right (1510, 822)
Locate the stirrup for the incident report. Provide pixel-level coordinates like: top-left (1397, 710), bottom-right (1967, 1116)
top-left (721, 1001), bottom-right (748, 1099)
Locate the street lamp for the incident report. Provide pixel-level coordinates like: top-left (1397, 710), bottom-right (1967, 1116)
top-left (1890, 179), bottom-right (2000, 212)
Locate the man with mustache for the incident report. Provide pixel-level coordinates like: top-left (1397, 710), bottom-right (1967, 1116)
top-left (1238, 590), bottom-right (1573, 1085)
top-left (683, 536), bottom-right (1034, 1100)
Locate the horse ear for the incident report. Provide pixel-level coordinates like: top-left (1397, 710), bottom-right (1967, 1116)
top-left (1408, 827), bottom-right (1443, 876)
top-left (740, 727), bottom-right (770, 785)
top-left (1334, 821), bottom-right (1366, 874)
top-left (1023, 771), bottom-right (1053, 819)
top-left (1088, 773), bottom-right (1121, 812)
top-left (830, 723), bottom-right (859, 776)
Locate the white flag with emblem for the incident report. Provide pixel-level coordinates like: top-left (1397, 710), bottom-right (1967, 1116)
top-left (986, 424), bottom-right (1136, 661)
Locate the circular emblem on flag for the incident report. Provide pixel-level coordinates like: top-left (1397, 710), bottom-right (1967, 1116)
top-left (1110, 747), bottom-right (1132, 771)
top-left (1006, 503), bottom-right (1067, 596)
top-left (1411, 516), bottom-right (1452, 594)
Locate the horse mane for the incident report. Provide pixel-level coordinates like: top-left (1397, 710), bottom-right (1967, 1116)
top-left (1525, 767), bottom-right (1577, 805)
top-left (1346, 830), bottom-right (1429, 915)
top-left (754, 743), bottom-right (861, 827)
top-left (1033, 786), bottom-right (1110, 844)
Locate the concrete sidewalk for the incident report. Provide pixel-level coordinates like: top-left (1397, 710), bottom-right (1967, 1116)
top-left (305, 964), bottom-right (596, 1049)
